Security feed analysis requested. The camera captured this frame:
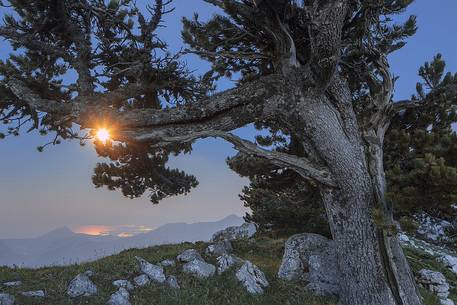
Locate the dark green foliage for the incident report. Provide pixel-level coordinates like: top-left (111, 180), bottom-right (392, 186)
top-left (385, 54), bottom-right (457, 219)
top-left (231, 54), bottom-right (457, 233)
top-left (0, 0), bottom-right (212, 202)
top-left (93, 141), bottom-right (198, 203)
top-left (228, 151), bottom-right (329, 237)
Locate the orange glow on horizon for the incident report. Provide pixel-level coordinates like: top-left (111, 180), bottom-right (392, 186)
top-left (74, 225), bottom-right (112, 236)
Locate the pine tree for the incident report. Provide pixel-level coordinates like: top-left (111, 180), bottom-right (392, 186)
top-left (231, 54), bottom-right (457, 234)
top-left (2, 1), bottom-right (456, 304)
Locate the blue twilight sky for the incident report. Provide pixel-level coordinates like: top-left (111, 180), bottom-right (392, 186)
top-left (0, 0), bottom-right (456, 238)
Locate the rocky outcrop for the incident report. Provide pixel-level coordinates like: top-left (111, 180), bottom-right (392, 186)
top-left (108, 288), bottom-right (131, 305)
top-left (160, 259), bottom-right (175, 267)
top-left (417, 269), bottom-right (453, 305)
top-left (113, 280), bottom-right (134, 291)
top-left (277, 233), bottom-right (339, 296)
top-left (216, 254), bottom-right (242, 274)
top-left (183, 259), bottom-right (216, 278)
top-left (177, 249), bottom-right (203, 263)
top-left (166, 275), bottom-right (180, 289)
top-left (415, 213), bottom-right (452, 243)
top-left (236, 261), bottom-right (269, 295)
top-left (2, 281), bottom-right (21, 288)
top-left (135, 257), bottom-right (166, 283)
top-left (67, 271), bottom-right (98, 298)
top-left (205, 239), bottom-right (233, 256)
top-left (20, 290), bottom-right (45, 298)
top-left (438, 255), bottom-right (457, 275)
top-left (212, 223), bottom-right (257, 242)
top-left (0, 293), bottom-right (14, 305)
top-left (133, 275), bottom-right (150, 287)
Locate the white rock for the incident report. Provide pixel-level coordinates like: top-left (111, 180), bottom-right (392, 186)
top-left (182, 259), bottom-right (216, 278)
top-left (216, 254), bottom-right (242, 274)
top-left (20, 290), bottom-right (45, 298)
top-left (177, 249), bottom-right (203, 263)
top-left (278, 233), bottom-right (328, 281)
top-left (160, 259), bottom-right (176, 267)
top-left (398, 233), bottom-right (410, 243)
top-left (0, 293), bottom-right (14, 305)
top-left (236, 261), bottom-right (269, 295)
top-left (440, 299), bottom-right (455, 305)
top-left (67, 272), bottom-right (98, 297)
top-left (438, 255), bottom-right (457, 275)
top-left (166, 275), bottom-right (180, 289)
top-left (108, 288), bottom-right (131, 305)
top-left (415, 213), bottom-right (452, 242)
top-left (113, 280), bottom-right (134, 291)
top-left (212, 223), bottom-right (257, 241)
top-left (135, 256), bottom-right (166, 283)
top-left (417, 269), bottom-right (447, 285)
top-left (205, 239), bottom-right (233, 256)
top-left (133, 274), bottom-right (150, 287)
top-left (3, 281), bottom-right (21, 287)
top-left (417, 269), bottom-right (450, 299)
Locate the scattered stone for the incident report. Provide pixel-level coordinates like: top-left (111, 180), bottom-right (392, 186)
top-left (166, 275), bottom-right (180, 289)
top-left (113, 280), bottom-right (134, 291)
top-left (278, 233), bottom-right (332, 281)
top-left (417, 269), bottom-right (450, 300)
top-left (205, 239), bottom-right (233, 256)
top-left (160, 259), bottom-right (176, 267)
top-left (440, 299), bottom-right (455, 305)
top-left (108, 288), bottom-right (131, 305)
top-left (20, 290), bottom-right (45, 298)
top-left (398, 233), bottom-right (410, 243)
top-left (3, 281), bottom-right (21, 287)
top-left (415, 213), bottom-right (452, 243)
top-left (236, 261), bottom-right (269, 295)
top-left (135, 257), bottom-right (166, 283)
top-left (438, 255), bottom-right (457, 275)
top-left (133, 274), bottom-right (150, 287)
top-left (0, 293), bottom-right (14, 305)
top-left (177, 249), bottom-right (203, 263)
top-left (182, 259), bottom-right (216, 278)
top-left (67, 272), bottom-right (98, 297)
top-left (212, 223), bottom-right (257, 241)
top-left (277, 233), bottom-right (340, 296)
top-left (216, 254), bottom-right (242, 274)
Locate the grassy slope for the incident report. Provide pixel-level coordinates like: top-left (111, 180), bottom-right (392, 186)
top-left (0, 236), bottom-right (455, 305)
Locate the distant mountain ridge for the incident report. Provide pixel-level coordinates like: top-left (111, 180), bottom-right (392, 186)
top-left (0, 215), bottom-right (244, 268)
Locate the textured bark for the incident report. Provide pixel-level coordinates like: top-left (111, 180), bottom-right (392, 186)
top-left (291, 83), bottom-right (423, 305)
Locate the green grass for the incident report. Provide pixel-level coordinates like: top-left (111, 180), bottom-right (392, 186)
top-left (0, 237), bottom-right (455, 305)
top-left (0, 238), bottom-right (335, 305)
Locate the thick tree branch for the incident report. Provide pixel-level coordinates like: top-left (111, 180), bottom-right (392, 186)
top-left (217, 132), bottom-right (336, 187)
top-left (5, 79), bottom-right (72, 115)
top-left (6, 74), bottom-right (283, 133)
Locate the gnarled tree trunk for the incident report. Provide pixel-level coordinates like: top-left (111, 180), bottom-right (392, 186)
top-left (292, 83), bottom-right (423, 305)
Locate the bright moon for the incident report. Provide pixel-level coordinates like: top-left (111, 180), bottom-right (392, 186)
top-left (96, 128), bottom-right (110, 143)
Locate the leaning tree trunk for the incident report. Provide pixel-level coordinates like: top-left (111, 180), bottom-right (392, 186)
top-left (293, 88), bottom-right (423, 305)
